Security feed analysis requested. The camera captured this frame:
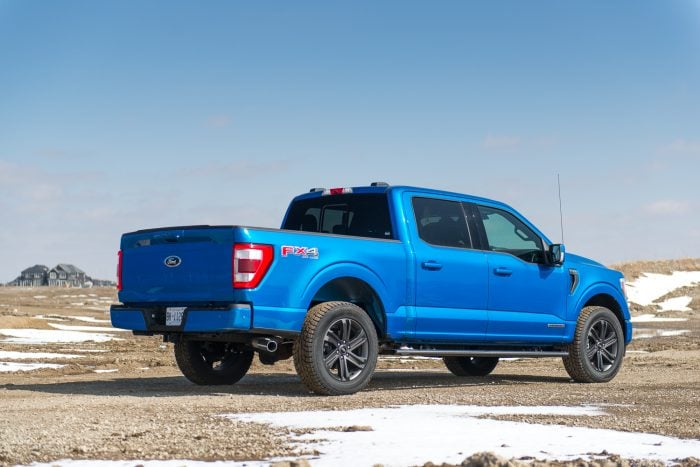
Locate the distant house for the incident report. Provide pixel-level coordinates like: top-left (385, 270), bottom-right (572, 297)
top-left (7, 263), bottom-right (115, 288)
top-left (48, 264), bottom-right (88, 287)
top-left (9, 264), bottom-right (49, 287)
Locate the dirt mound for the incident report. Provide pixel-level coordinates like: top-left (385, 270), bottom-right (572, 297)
top-left (422, 451), bottom-right (674, 467)
top-left (610, 258), bottom-right (700, 280)
top-left (0, 315), bottom-right (54, 330)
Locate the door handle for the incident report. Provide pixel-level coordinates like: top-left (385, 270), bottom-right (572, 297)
top-left (421, 261), bottom-right (443, 271)
top-left (494, 267), bottom-right (513, 276)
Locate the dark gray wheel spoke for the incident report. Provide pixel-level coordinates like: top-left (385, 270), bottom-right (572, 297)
top-left (339, 356), bottom-right (350, 380)
top-left (602, 336), bottom-right (618, 349)
top-left (600, 347), bottom-right (616, 362)
top-left (346, 351), bottom-right (367, 368)
top-left (324, 351), bottom-right (340, 369)
top-left (596, 350), bottom-right (604, 371)
top-left (348, 331), bottom-right (368, 351)
top-left (589, 326), bottom-right (600, 341)
top-left (324, 330), bottom-right (341, 346)
top-left (341, 319), bottom-right (352, 340)
top-left (586, 345), bottom-right (598, 359)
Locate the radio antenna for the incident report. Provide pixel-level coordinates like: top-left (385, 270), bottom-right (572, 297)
top-left (557, 173), bottom-right (565, 244)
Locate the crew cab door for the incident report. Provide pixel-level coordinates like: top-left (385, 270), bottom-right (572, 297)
top-left (405, 194), bottom-right (489, 341)
top-left (467, 203), bottom-right (567, 342)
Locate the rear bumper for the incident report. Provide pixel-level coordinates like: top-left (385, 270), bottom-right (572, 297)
top-left (110, 303), bottom-right (306, 334)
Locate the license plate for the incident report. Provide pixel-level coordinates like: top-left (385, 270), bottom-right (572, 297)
top-left (166, 307), bottom-right (186, 326)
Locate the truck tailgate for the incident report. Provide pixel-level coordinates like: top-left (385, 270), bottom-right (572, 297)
top-left (119, 227), bottom-right (235, 304)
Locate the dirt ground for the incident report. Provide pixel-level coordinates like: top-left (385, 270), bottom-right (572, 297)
top-left (0, 274), bottom-right (699, 466)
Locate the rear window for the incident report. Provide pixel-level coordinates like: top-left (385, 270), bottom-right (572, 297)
top-left (283, 194), bottom-right (394, 240)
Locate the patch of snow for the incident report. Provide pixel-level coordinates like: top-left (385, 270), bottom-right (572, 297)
top-left (94, 369), bottom-right (118, 373)
top-left (35, 315), bottom-right (69, 322)
top-left (0, 361), bottom-right (64, 372)
top-left (67, 316), bottom-right (111, 324)
top-left (630, 314), bottom-right (687, 323)
top-left (47, 323), bottom-right (127, 332)
top-left (65, 349), bottom-right (108, 353)
top-left (626, 350), bottom-right (649, 354)
top-left (82, 306), bottom-right (111, 312)
top-left (33, 295), bottom-right (47, 299)
top-left (0, 351), bottom-right (80, 360)
top-left (657, 296), bottom-right (693, 312)
top-left (69, 302), bottom-right (85, 306)
top-left (225, 405), bottom-right (700, 466)
top-left (626, 271), bottom-right (700, 306)
top-left (634, 329), bottom-right (690, 339)
top-left (0, 329), bottom-right (117, 344)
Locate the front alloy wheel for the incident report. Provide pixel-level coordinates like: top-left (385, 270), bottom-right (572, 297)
top-left (563, 306), bottom-right (624, 383)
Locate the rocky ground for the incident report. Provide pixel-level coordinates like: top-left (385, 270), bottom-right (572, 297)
top-left (0, 260), bottom-right (698, 466)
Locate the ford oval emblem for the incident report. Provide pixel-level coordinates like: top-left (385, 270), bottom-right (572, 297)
top-left (164, 256), bottom-right (182, 268)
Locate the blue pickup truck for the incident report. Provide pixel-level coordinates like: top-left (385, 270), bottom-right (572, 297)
top-left (111, 183), bottom-right (631, 395)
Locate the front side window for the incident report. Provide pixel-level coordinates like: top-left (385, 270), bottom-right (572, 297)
top-left (477, 205), bottom-right (544, 263)
top-left (412, 197), bottom-right (471, 248)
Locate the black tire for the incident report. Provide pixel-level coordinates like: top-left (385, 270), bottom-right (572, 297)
top-left (563, 306), bottom-right (624, 383)
top-left (293, 301), bottom-right (378, 396)
top-left (174, 340), bottom-right (253, 385)
top-left (443, 356), bottom-right (499, 376)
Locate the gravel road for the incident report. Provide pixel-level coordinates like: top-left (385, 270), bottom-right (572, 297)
top-left (1, 286), bottom-right (699, 466)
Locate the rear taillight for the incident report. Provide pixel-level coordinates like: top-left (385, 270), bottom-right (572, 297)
top-left (117, 250), bottom-right (123, 291)
top-left (233, 244), bottom-right (273, 289)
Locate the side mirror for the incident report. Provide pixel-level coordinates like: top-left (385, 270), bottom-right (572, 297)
top-left (548, 244), bottom-right (565, 266)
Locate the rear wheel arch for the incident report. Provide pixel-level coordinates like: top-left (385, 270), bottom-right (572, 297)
top-left (308, 277), bottom-right (387, 338)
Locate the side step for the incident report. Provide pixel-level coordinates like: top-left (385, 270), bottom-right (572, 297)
top-left (394, 349), bottom-right (569, 358)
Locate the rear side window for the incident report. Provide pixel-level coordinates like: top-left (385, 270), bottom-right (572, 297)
top-left (283, 194), bottom-right (393, 239)
top-left (412, 197), bottom-right (471, 248)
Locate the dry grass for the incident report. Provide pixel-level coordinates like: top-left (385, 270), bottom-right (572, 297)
top-left (609, 257), bottom-right (700, 280)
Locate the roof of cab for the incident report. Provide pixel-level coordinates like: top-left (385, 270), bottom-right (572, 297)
top-left (292, 184), bottom-right (514, 211)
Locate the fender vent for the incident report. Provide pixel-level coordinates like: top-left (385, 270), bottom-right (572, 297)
top-left (569, 268), bottom-right (580, 294)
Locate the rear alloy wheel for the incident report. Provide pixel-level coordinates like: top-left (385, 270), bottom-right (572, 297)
top-left (563, 306), bottom-right (624, 383)
top-left (443, 356), bottom-right (499, 376)
top-left (174, 340), bottom-right (253, 385)
top-left (294, 301), bottom-right (378, 395)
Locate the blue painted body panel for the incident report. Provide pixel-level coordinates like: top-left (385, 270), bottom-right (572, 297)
top-left (111, 185), bottom-right (631, 348)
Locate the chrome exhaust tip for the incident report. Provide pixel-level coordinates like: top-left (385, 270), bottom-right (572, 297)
top-left (252, 337), bottom-right (279, 353)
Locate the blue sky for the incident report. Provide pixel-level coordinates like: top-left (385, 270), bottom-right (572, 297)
top-left (1, 1), bottom-right (699, 282)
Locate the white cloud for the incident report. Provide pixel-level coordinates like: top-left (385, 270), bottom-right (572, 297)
top-left (182, 160), bottom-right (291, 178)
top-left (644, 200), bottom-right (691, 215)
top-left (206, 114), bottom-right (232, 128)
top-left (481, 134), bottom-right (521, 150)
top-left (660, 139), bottom-right (700, 156)
top-left (480, 134), bottom-right (558, 152)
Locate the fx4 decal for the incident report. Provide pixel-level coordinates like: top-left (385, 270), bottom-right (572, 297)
top-left (281, 245), bottom-right (319, 259)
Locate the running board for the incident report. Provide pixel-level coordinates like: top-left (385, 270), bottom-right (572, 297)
top-left (394, 349), bottom-right (569, 358)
